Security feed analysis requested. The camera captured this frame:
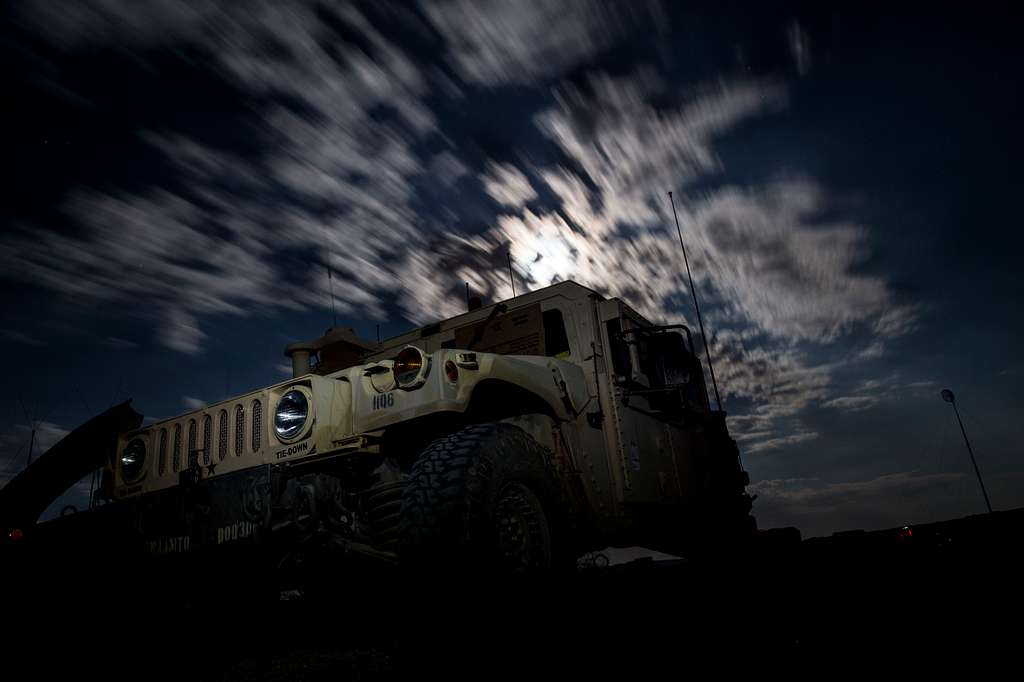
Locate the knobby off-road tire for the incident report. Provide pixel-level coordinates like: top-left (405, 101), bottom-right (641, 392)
top-left (398, 422), bottom-right (568, 578)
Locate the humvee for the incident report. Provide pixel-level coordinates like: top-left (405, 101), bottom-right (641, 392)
top-left (107, 280), bottom-right (753, 579)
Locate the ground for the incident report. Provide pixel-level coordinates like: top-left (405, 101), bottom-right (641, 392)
top-left (7, 509), bottom-right (1022, 678)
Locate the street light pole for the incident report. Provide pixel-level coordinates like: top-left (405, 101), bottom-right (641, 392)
top-left (941, 388), bottom-right (993, 514)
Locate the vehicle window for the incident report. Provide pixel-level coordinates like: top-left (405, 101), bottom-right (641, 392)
top-left (605, 319), bottom-right (630, 376)
top-left (543, 309), bottom-right (571, 358)
top-left (648, 332), bottom-right (691, 387)
top-left (454, 303), bottom-right (544, 355)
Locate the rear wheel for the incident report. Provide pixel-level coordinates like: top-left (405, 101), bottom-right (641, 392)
top-left (398, 422), bottom-right (566, 576)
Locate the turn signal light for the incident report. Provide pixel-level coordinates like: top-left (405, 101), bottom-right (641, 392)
top-left (393, 346), bottom-right (428, 388)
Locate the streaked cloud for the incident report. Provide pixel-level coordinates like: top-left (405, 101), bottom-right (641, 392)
top-left (0, 421), bottom-right (70, 487)
top-left (0, 330), bottom-right (46, 347)
top-left (821, 395), bottom-right (880, 412)
top-left (787, 20), bottom-right (811, 76)
top-left (181, 396), bottom-right (207, 410)
top-left (750, 470), bottom-right (970, 536)
top-left (483, 162), bottom-right (538, 208)
top-left (2, 1), bottom-right (923, 460)
top-left (421, 0), bottom-right (633, 86)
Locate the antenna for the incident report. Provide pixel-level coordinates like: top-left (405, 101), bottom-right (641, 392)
top-left (26, 425), bottom-right (36, 467)
top-left (327, 268), bottom-right (338, 328)
top-left (507, 251), bottom-right (517, 297)
top-left (18, 398), bottom-right (36, 467)
top-left (376, 324), bottom-right (381, 344)
top-left (465, 281), bottom-right (470, 307)
top-left (322, 225), bottom-right (339, 328)
top-left (668, 191), bottom-right (722, 412)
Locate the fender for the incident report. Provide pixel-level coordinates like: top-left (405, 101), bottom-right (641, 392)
top-left (474, 354), bottom-right (590, 422)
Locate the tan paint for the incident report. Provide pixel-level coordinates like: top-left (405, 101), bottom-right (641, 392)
top-left (110, 280), bottom-right (746, 546)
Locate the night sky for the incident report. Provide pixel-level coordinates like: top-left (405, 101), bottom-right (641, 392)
top-left (2, 2), bottom-right (1022, 537)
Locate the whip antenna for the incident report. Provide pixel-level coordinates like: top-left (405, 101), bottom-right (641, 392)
top-left (322, 225), bottom-right (339, 328)
top-left (327, 269), bottom-right (338, 328)
top-left (507, 251), bottom-right (517, 297)
top-left (668, 191), bottom-right (722, 412)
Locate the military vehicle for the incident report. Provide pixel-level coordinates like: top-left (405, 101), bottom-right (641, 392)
top-left (6, 281), bottom-right (753, 585)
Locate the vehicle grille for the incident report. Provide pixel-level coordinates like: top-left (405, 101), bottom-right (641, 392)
top-left (148, 393), bottom-right (267, 486)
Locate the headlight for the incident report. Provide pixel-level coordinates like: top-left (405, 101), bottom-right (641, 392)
top-left (393, 346), bottom-right (429, 389)
top-left (121, 438), bottom-right (146, 482)
top-left (274, 389), bottom-right (309, 441)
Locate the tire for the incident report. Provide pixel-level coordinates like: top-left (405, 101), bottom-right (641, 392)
top-left (398, 422), bottom-right (567, 577)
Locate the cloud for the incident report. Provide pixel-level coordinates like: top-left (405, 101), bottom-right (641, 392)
top-left (429, 151), bottom-right (471, 188)
top-left (750, 470), bottom-right (972, 536)
top-left (23, 421), bottom-right (70, 453)
top-left (4, 2), bottom-right (435, 350)
top-left (3, 3), bottom-right (923, 461)
top-left (873, 305), bottom-right (920, 337)
top-left (103, 336), bottom-right (138, 350)
top-left (787, 20), bottom-right (811, 76)
top-left (0, 330), bottom-right (46, 347)
top-left (483, 162), bottom-right (538, 208)
top-left (856, 340), bottom-right (886, 360)
top-left (745, 430), bottom-right (819, 454)
top-left (816, 376), bottom-right (943, 415)
top-left (751, 470), bottom-right (965, 507)
top-left (0, 421), bottom-right (71, 486)
top-left (181, 396), bottom-right (207, 410)
top-left (390, 71), bottom-right (911, 449)
top-left (822, 395), bottom-right (880, 412)
top-left (161, 309), bottom-right (208, 356)
top-left (537, 72), bottom-right (789, 236)
top-left (421, 0), bottom-right (631, 86)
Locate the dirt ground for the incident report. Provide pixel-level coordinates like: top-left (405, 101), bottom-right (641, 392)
top-left (9, 510), bottom-right (1022, 679)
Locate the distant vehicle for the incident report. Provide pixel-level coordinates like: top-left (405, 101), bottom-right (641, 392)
top-left (5, 281), bottom-right (754, 584)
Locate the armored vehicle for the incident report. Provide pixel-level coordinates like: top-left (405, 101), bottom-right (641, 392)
top-left (89, 281), bottom-right (753, 579)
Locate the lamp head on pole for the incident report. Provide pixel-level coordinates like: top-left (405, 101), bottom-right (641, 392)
top-left (941, 388), bottom-right (956, 404)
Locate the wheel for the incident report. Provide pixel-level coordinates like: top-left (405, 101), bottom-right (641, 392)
top-left (399, 422), bottom-right (567, 577)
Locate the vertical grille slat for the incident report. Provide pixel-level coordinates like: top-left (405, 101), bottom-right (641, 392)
top-left (187, 419), bottom-right (197, 468)
top-left (251, 400), bottom-right (262, 453)
top-left (162, 393), bottom-right (266, 478)
top-left (173, 424), bottom-right (182, 472)
top-left (202, 415), bottom-right (212, 465)
top-left (158, 429), bottom-right (168, 476)
top-left (234, 405), bottom-right (245, 456)
top-left (218, 410), bottom-right (228, 461)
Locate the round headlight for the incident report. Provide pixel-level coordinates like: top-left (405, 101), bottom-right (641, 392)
top-left (275, 389), bottom-right (309, 441)
top-left (121, 438), bottom-right (147, 482)
top-left (393, 347), bottom-right (427, 388)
